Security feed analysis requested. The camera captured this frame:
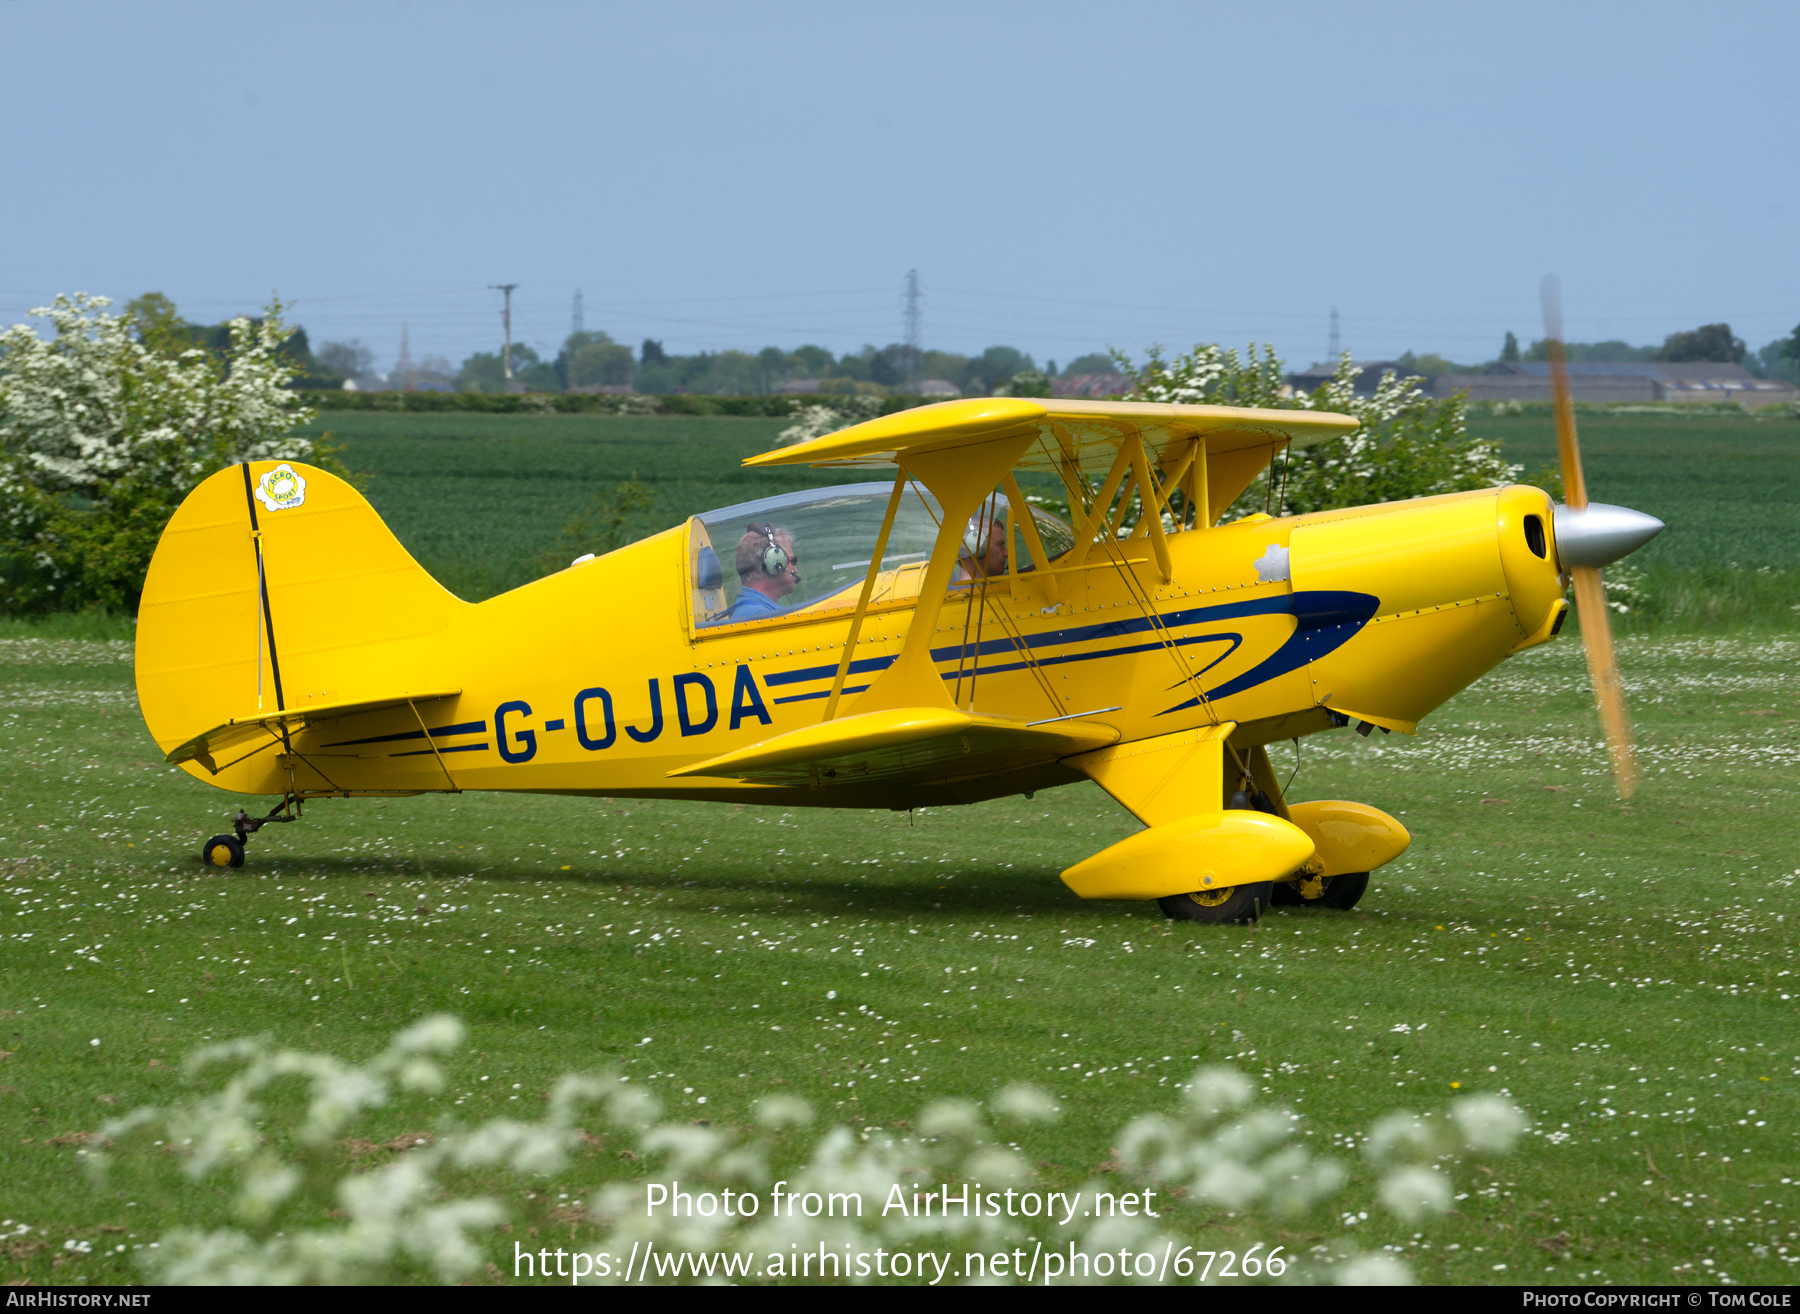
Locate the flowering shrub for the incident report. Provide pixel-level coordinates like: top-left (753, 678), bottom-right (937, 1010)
top-left (83, 1017), bottom-right (1527, 1285)
top-left (1113, 345), bottom-right (1522, 520)
top-left (776, 397), bottom-right (886, 447)
top-left (0, 294), bottom-right (322, 613)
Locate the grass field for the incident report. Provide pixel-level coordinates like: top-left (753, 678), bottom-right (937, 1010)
top-left (1, 630), bottom-right (1796, 1284)
top-left (2, 408), bottom-right (1797, 1285)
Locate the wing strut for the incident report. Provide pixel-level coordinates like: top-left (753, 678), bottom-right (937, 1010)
top-left (406, 697), bottom-right (462, 791)
top-left (824, 468), bottom-right (909, 721)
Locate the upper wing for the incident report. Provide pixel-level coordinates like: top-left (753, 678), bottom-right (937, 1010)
top-left (742, 397), bottom-right (1357, 526)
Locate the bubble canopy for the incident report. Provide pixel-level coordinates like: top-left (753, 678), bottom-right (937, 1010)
top-left (688, 480), bottom-right (1073, 630)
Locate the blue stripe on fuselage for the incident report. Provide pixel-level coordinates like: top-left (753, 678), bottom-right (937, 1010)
top-left (754, 590), bottom-right (1380, 709)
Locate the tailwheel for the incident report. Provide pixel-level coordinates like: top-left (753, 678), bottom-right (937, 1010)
top-left (1158, 881), bottom-right (1272, 925)
top-left (1272, 870), bottom-right (1370, 910)
top-left (202, 834), bottom-right (245, 870)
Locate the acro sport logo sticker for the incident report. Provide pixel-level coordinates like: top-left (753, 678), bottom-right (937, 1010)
top-left (255, 463), bottom-right (307, 512)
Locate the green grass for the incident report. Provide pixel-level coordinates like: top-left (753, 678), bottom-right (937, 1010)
top-left (1, 633), bottom-right (1796, 1284)
top-left (1477, 411), bottom-right (1800, 632)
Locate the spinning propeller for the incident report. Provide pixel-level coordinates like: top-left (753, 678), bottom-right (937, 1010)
top-left (1539, 276), bottom-right (1664, 799)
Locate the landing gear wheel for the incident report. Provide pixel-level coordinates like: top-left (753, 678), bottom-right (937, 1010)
top-left (202, 834), bottom-right (245, 870)
top-left (1158, 881), bottom-right (1271, 925)
top-left (1272, 871), bottom-right (1369, 909)
top-left (1317, 871), bottom-right (1368, 909)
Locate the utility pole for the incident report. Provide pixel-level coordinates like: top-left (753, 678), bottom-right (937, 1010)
top-left (397, 322), bottom-right (414, 392)
top-left (572, 287), bottom-right (585, 337)
top-left (903, 269), bottom-right (922, 388)
top-left (1328, 307), bottom-right (1340, 364)
top-left (490, 283), bottom-right (519, 383)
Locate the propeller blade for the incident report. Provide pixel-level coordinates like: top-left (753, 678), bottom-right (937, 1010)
top-left (1541, 275), bottom-right (1640, 799)
top-left (1568, 566), bottom-right (1640, 798)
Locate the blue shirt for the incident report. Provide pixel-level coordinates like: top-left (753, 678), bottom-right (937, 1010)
top-left (725, 588), bottom-right (782, 622)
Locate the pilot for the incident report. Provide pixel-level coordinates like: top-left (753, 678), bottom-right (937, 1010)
top-left (725, 522), bottom-right (799, 621)
top-left (953, 496), bottom-right (1008, 582)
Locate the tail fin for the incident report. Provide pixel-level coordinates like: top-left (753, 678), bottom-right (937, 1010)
top-left (136, 460), bottom-right (469, 792)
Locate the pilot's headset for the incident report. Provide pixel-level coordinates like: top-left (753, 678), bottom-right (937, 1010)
top-left (751, 522), bottom-right (789, 576)
top-left (960, 493), bottom-right (1006, 562)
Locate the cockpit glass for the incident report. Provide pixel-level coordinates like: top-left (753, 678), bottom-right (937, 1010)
top-left (688, 480), bottom-right (1077, 630)
top-left (691, 482), bottom-right (941, 628)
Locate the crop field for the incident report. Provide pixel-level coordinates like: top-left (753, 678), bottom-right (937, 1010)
top-left (1, 409), bottom-right (1797, 1285)
top-left (298, 411), bottom-right (862, 602)
top-left (294, 409), bottom-right (1800, 627)
top-left (1475, 411), bottom-right (1800, 631)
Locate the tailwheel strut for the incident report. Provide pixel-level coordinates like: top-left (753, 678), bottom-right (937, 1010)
top-left (201, 797), bottom-right (300, 871)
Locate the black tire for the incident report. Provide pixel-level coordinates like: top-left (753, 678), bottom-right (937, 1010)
top-left (1317, 870), bottom-right (1368, 910)
top-left (1158, 881), bottom-right (1272, 925)
top-left (1274, 870), bottom-right (1369, 909)
top-left (202, 834), bottom-right (245, 870)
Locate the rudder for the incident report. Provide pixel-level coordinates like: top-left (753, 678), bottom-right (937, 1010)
top-left (136, 461), bottom-right (470, 793)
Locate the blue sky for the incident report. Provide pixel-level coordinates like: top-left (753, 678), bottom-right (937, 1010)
top-left (3, 0), bottom-right (1794, 374)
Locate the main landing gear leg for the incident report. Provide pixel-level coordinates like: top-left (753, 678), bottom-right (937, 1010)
top-left (201, 797), bottom-right (299, 871)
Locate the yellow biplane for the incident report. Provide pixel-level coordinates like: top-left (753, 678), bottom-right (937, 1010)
top-left (135, 358), bottom-right (1660, 924)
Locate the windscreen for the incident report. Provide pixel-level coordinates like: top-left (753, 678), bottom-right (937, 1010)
top-left (690, 480), bottom-right (1077, 629)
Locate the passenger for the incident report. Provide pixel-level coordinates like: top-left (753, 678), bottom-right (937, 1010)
top-left (725, 522), bottom-right (799, 621)
top-left (953, 496), bottom-right (1008, 582)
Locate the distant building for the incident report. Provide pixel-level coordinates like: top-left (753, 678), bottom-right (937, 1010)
top-left (568, 384), bottom-right (636, 396)
top-left (1286, 361), bottom-right (1409, 397)
top-left (916, 378), bottom-right (961, 398)
top-left (1430, 361), bottom-right (1797, 409)
top-left (1287, 359), bottom-right (1796, 410)
top-left (1053, 373), bottom-right (1130, 398)
top-left (776, 379), bottom-right (821, 394)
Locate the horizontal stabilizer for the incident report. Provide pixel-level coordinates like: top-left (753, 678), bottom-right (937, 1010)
top-left (669, 706), bottom-right (1119, 790)
top-left (165, 688), bottom-right (461, 773)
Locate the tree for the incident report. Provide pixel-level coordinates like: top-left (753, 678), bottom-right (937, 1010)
top-left (457, 344), bottom-right (544, 393)
top-left (317, 339), bottom-right (376, 382)
top-left (1112, 343), bottom-right (1520, 520)
top-left (568, 341), bottom-right (634, 389)
top-left (1499, 332), bottom-right (1520, 363)
top-left (868, 344), bottom-right (921, 389)
top-left (1062, 351), bottom-right (1115, 377)
top-left (0, 294), bottom-right (324, 614)
top-left (1655, 323), bottom-right (1745, 364)
top-left (640, 339), bottom-right (667, 366)
top-left (1526, 338), bottom-right (1652, 363)
top-left (1754, 325), bottom-right (1800, 385)
top-left (755, 346), bottom-right (789, 393)
top-left (554, 330), bottom-right (613, 389)
top-left (1002, 368), bottom-right (1052, 398)
top-left (964, 346), bottom-right (1033, 395)
top-left (789, 344), bottom-right (834, 378)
